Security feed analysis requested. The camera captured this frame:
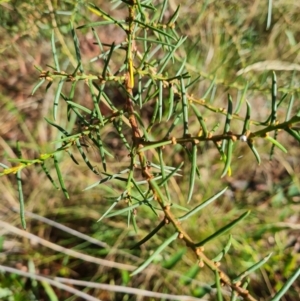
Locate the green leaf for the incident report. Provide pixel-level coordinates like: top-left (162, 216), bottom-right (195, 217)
top-left (70, 22), bottom-right (83, 72)
top-left (187, 142), bottom-right (197, 203)
top-left (131, 232), bottom-right (179, 276)
top-left (195, 211), bottom-right (250, 247)
top-left (131, 220), bottom-right (165, 249)
top-left (159, 162), bottom-right (183, 186)
top-left (178, 187), bottom-right (227, 221)
top-left (53, 79), bottom-right (65, 120)
top-left (233, 253), bottom-right (272, 283)
top-left (167, 4), bottom-right (180, 25)
top-left (53, 154), bottom-right (69, 199)
top-left (265, 135), bottom-right (287, 153)
top-left (51, 30), bottom-right (60, 71)
top-left (221, 139), bottom-right (233, 178)
top-left (181, 77), bottom-right (189, 136)
top-left (270, 71), bottom-right (277, 124)
top-left (149, 178), bottom-right (167, 205)
top-left (241, 101), bottom-right (251, 135)
top-left (285, 128), bottom-right (300, 142)
top-left (234, 81), bottom-right (248, 114)
top-left (134, 19), bottom-right (177, 41)
top-left (41, 163), bottom-right (59, 190)
top-left (212, 235), bottom-right (232, 262)
top-left (66, 101), bottom-right (92, 115)
top-left (248, 141), bottom-right (261, 165)
top-left (44, 118), bottom-right (70, 137)
top-left (158, 80), bottom-right (163, 122)
top-left (162, 248), bottom-right (186, 269)
top-left (179, 264), bottom-right (200, 285)
top-left (190, 103), bottom-right (208, 137)
top-left (16, 142), bottom-right (26, 229)
top-left (31, 79), bottom-right (45, 95)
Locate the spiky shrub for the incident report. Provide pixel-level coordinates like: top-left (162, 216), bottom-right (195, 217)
top-left (1, 1), bottom-right (300, 300)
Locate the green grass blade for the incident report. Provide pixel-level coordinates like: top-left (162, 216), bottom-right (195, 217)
top-left (40, 281), bottom-right (59, 301)
top-left (178, 187), bottom-right (228, 221)
top-left (195, 211), bottom-right (250, 247)
top-left (270, 267), bottom-right (300, 301)
top-left (16, 142), bottom-right (26, 229)
top-left (266, 0), bottom-right (273, 30)
top-left (130, 232), bottom-right (179, 276)
top-left (215, 270), bottom-right (223, 301)
top-left (53, 154), bottom-right (69, 199)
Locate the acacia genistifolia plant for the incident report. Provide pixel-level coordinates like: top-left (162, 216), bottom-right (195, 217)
top-left (1, 1), bottom-right (300, 300)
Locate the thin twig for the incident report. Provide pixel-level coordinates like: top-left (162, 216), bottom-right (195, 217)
top-left (0, 265), bottom-right (101, 301)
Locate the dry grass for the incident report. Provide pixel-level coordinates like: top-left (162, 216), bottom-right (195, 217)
top-left (0, 1), bottom-right (300, 300)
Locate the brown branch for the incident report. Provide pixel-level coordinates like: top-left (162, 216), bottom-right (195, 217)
top-left (123, 4), bottom-right (258, 301)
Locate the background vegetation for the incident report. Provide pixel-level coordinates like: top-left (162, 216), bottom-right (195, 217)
top-left (0, 0), bottom-right (300, 300)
